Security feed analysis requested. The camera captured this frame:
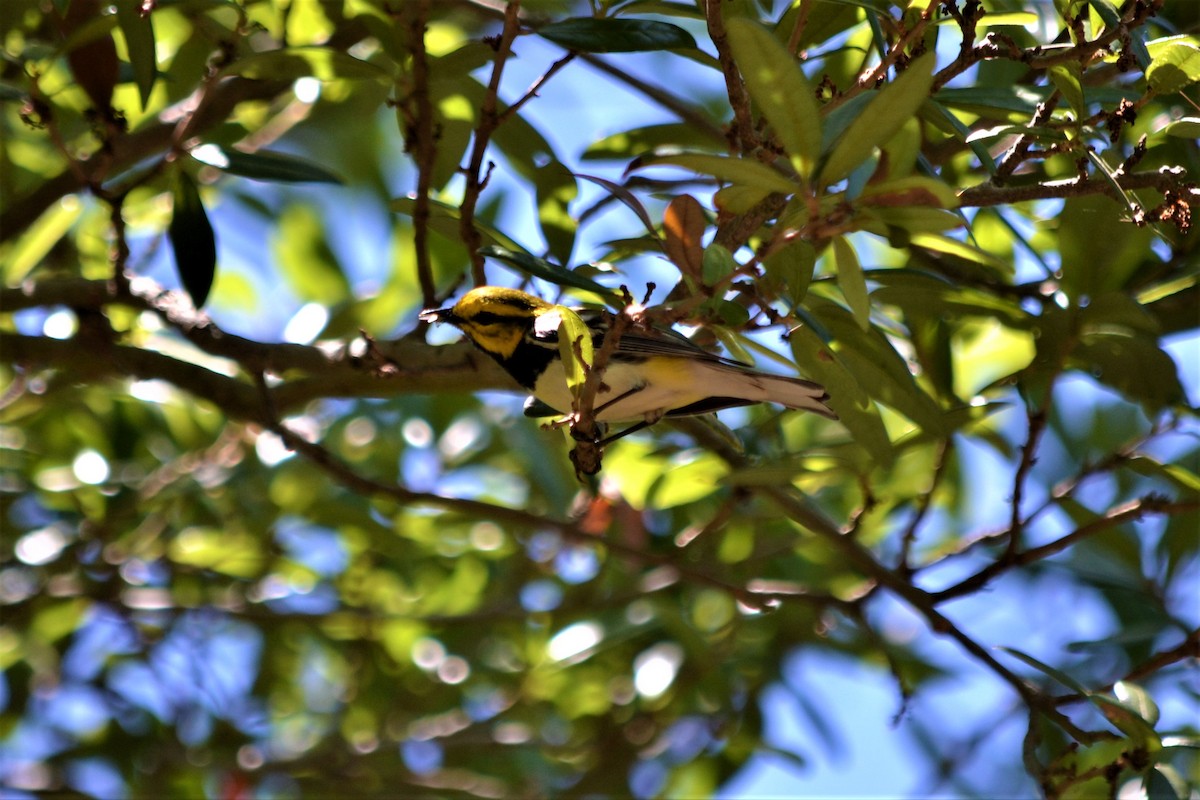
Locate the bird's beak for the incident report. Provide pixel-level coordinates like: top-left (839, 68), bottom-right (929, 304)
top-left (419, 307), bottom-right (454, 324)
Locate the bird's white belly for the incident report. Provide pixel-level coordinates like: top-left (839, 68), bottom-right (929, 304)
top-left (531, 358), bottom-right (711, 422)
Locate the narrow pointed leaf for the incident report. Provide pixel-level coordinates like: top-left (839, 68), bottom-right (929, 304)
top-left (634, 152), bottom-right (797, 194)
top-left (833, 237), bottom-right (870, 330)
top-left (115, 0), bottom-right (156, 109)
top-left (478, 245), bottom-right (620, 301)
top-left (192, 146), bottom-right (344, 184)
top-left (819, 52), bottom-right (936, 186)
top-left (169, 171), bottom-right (217, 308)
top-left (725, 18), bottom-right (822, 177)
top-left (538, 18), bottom-right (696, 53)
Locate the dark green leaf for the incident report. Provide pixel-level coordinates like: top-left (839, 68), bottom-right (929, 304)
top-left (1145, 765), bottom-right (1187, 800)
top-left (114, 0), bottom-right (156, 109)
top-left (224, 48), bottom-right (390, 81)
top-left (1071, 331), bottom-right (1185, 411)
top-left (575, 173), bottom-right (660, 240)
top-left (538, 18), bottom-right (696, 53)
top-left (478, 245), bottom-right (620, 301)
top-left (168, 171), bottom-right (217, 308)
top-left (192, 146), bottom-right (344, 184)
top-left (999, 647), bottom-right (1091, 694)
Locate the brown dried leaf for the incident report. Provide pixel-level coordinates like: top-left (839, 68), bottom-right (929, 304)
top-left (663, 195), bottom-right (706, 279)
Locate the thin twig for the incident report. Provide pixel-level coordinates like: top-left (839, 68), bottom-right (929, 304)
top-left (786, 0), bottom-right (814, 56)
top-left (672, 417), bottom-right (1103, 744)
top-left (822, 0), bottom-right (941, 114)
top-left (460, 1), bottom-right (522, 284)
top-left (498, 52), bottom-right (576, 124)
top-left (404, 0), bottom-right (439, 309)
top-left (898, 438), bottom-right (951, 576)
top-left (576, 54), bottom-right (726, 144)
top-left (1006, 405), bottom-right (1048, 558)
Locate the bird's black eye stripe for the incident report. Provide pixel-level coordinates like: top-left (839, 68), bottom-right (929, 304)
top-left (469, 311), bottom-right (506, 325)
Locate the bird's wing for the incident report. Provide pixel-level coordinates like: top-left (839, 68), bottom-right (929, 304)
top-left (528, 307), bottom-right (752, 368)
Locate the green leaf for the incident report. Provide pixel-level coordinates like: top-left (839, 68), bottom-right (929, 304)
top-left (764, 239), bottom-right (815, 307)
top-left (1072, 331), bottom-right (1185, 411)
top-left (909, 232), bottom-right (1013, 277)
top-left (538, 18), bottom-right (696, 53)
top-left (810, 299), bottom-right (950, 435)
top-left (554, 305), bottom-right (594, 399)
top-left (1125, 456), bottom-right (1200, 495)
top-left (272, 205), bottom-right (350, 306)
top-left (701, 243), bottom-right (737, 286)
top-left (168, 171), bottom-right (217, 308)
top-left (788, 323), bottom-right (894, 466)
top-left (114, 0), bottom-right (156, 110)
top-left (1161, 116), bottom-right (1200, 137)
top-left (3, 200), bottom-right (82, 283)
top-left (833, 237), bottom-right (870, 330)
top-left (635, 151), bottom-right (797, 194)
top-left (191, 146), bottom-right (344, 184)
top-left (1145, 764), bottom-right (1188, 800)
top-left (582, 122), bottom-right (725, 160)
top-left (819, 52), bottom-right (936, 186)
top-left (391, 196), bottom-right (528, 255)
top-left (724, 18), bottom-right (822, 177)
top-left (1114, 680), bottom-right (1159, 727)
top-left (1091, 693), bottom-right (1161, 749)
top-left (999, 647), bottom-right (1091, 694)
top-left (859, 176), bottom-right (959, 209)
top-left (1047, 63), bottom-right (1085, 119)
top-left (485, 83), bottom-right (579, 265)
top-left (478, 245), bottom-right (620, 301)
top-left (1146, 38), bottom-right (1200, 93)
top-left (1058, 194), bottom-right (1155, 297)
top-left (533, 161), bottom-right (579, 267)
top-left (1087, 0), bottom-right (1121, 33)
top-left (224, 48), bottom-right (390, 81)
top-left (713, 185), bottom-right (772, 215)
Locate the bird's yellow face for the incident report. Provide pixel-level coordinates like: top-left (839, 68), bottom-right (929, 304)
top-left (421, 287), bottom-right (553, 359)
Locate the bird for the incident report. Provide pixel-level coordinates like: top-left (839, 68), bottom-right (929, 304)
top-left (420, 287), bottom-right (836, 438)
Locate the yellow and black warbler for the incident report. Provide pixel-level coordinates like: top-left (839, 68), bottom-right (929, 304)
top-left (421, 287), bottom-right (836, 429)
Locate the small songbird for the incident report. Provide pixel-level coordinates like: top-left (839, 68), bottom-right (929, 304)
top-left (420, 287), bottom-right (836, 432)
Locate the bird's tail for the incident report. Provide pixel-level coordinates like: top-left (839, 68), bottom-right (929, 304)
top-left (699, 363), bottom-right (837, 419)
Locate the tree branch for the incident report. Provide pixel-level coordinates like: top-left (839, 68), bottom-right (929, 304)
top-left (957, 167), bottom-right (1192, 208)
top-left (933, 495), bottom-right (1199, 602)
top-left (402, 0), bottom-right (440, 309)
